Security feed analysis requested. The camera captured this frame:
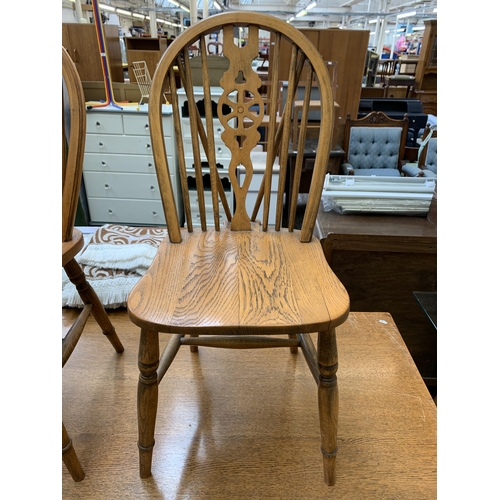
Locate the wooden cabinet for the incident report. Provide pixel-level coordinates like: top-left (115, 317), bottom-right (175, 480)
top-left (83, 106), bottom-right (182, 226)
top-left (268, 28), bottom-right (369, 145)
top-left (125, 37), bottom-right (167, 83)
top-left (415, 19), bottom-right (437, 115)
top-left (62, 23), bottom-right (124, 83)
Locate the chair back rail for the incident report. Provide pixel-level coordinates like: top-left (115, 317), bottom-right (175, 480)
top-left (148, 13), bottom-right (334, 243)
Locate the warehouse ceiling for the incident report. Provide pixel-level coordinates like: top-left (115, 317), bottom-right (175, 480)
top-left (73, 0), bottom-right (437, 29)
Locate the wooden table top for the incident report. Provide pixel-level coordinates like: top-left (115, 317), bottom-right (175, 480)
top-left (62, 309), bottom-right (436, 498)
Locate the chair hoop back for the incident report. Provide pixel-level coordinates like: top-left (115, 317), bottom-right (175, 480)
top-left (148, 12), bottom-right (334, 243)
top-left (62, 47), bottom-right (87, 243)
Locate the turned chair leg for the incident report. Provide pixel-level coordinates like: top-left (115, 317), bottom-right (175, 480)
top-left (64, 258), bottom-right (124, 353)
top-left (62, 422), bottom-right (85, 482)
top-left (317, 326), bottom-right (339, 486)
top-left (137, 329), bottom-right (160, 478)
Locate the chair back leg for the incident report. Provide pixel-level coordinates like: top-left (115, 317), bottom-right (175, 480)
top-left (64, 258), bottom-right (124, 353)
top-left (62, 422), bottom-right (85, 482)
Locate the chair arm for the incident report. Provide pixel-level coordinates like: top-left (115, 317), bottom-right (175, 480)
top-left (341, 163), bottom-right (354, 175)
top-left (401, 162), bottom-right (424, 177)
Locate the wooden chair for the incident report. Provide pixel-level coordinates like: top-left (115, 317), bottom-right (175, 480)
top-left (127, 12), bottom-right (350, 486)
top-left (62, 47), bottom-right (124, 482)
top-left (341, 111), bottom-right (409, 176)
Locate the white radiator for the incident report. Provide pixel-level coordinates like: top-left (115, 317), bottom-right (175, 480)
top-left (322, 175), bottom-right (436, 215)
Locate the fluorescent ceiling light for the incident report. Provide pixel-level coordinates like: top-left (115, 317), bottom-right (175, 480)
top-left (116, 8), bottom-right (131, 16)
top-left (397, 10), bottom-right (416, 19)
top-left (413, 26), bottom-right (425, 31)
top-left (99, 4), bottom-right (116, 12)
top-left (133, 13), bottom-right (145, 19)
top-left (169, 0), bottom-right (180, 6)
top-left (306, 1), bottom-right (317, 10)
top-left (296, 9), bottom-right (308, 17)
top-left (180, 4), bottom-right (190, 12)
top-left (368, 19), bottom-right (378, 24)
top-left (214, 0), bottom-right (222, 10)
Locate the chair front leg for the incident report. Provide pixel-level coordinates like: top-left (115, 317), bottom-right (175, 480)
top-left (64, 258), bottom-right (124, 353)
top-left (137, 329), bottom-right (160, 478)
top-left (317, 326), bottom-right (339, 486)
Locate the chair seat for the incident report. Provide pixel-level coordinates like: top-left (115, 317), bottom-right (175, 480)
top-left (62, 228), bottom-right (84, 267)
top-left (128, 228), bottom-right (350, 335)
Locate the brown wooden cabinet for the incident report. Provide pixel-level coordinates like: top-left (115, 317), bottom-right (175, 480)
top-left (414, 19), bottom-right (437, 115)
top-left (269, 28), bottom-right (369, 145)
top-left (62, 23), bottom-right (124, 83)
top-left (125, 37), bottom-right (167, 83)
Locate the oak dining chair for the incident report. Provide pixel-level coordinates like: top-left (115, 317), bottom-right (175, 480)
top-left (62, 46), bottom-right (124, 481)
top-left (127, 12), bottom-right (350, 486)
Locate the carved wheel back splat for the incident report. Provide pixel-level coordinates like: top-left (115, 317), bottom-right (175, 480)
top-left (218, 25), bottom-right (263, 230)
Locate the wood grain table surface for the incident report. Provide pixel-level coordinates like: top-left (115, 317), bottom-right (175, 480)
top-left (62, 309), bottom-right (436, 499)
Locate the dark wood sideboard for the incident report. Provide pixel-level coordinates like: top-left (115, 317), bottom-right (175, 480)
top-left (315, 197), bottom-right (437, 383)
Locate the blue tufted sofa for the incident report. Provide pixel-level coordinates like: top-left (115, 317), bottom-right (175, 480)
top-left (341, 111), bottom-right (409, 177)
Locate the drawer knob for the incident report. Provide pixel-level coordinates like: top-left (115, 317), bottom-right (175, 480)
top-left (98, 142), bottom-right (104, 149)
top-left (148, 163), bottom-right (153, 169)
top-left (144, 124), bottom-right (149, 130)
top-left (146, 144), bottom-right (151, 150)
top-left (152, 211), bottom-right (157, 216)
top-left (95, 121), bottom-right (101, 128)
top-left (101, 161), bottom-right (106, 167)
top-left (108, 209), bottom-right (113, 214)
top-left (217, 147), bottom-right (223, 153)
top-left (104, 183), bottom-right (110, 189)
top-left (150, 186), bottom-right (155, 191)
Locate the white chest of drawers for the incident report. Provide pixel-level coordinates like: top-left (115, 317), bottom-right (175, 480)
top-left (83, 105), bottom-right (182, 226)
top-left (177, 88), bottom-right (234, 227)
